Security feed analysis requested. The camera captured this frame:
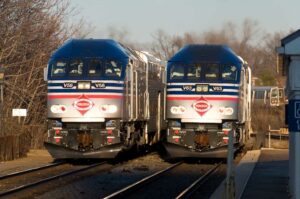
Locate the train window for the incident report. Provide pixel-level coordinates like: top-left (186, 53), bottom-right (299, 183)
top-left (69, 60), bottom-right (83, 76)
top-left (255, 91), bottom-right (265, 99)
top-left (221, 65), bottom-right (238, 81)
top-left (149, 63), bottom-right (154, 79)
top-left (204, 64), bottom-right (219, 81)
top-left (157, 65), bottom-right (161, 79)
top-left (279, 89), bottom-right (284, 98)
top-left (88, 59), bottom-right (102, 77)
top-left (105, 60), bottom-right (122, 77)
top-left (187, 65), bottom-right (202, 80)
top-left (271, 89), bottom-right (278, 97)
top-left (51, 61), bottom-right (67, 77)
top-left (170, 64), bottom-right (184, 80)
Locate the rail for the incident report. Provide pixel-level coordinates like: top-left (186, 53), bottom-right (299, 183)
top-left (175, 162), bottom-right (222, 199)
top-left (0, 161), bottom-right (65, 180)
top-left (0, 161), bottom-right (107, 197)
top-left (103, 162), bottom-right (183, 199)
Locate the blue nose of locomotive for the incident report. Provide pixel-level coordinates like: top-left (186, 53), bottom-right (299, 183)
top-left (168, 44), bottom-right (242, 64)
top-left (50, 39), bottom-right (128, 61)
top-left (166, 44), bottom-right (244, 123)
top-left (47, 39), bottom-right (129, 121)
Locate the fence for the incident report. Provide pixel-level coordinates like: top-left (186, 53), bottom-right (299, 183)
top-left (266, 125), bottom-right (289, 149)
top-left (0, 124), bottom-right (46, 161)
top-left (0, 133), bottom-right (30, 161)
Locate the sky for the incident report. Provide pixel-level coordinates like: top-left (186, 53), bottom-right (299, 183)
top-left (70, 0), bottom-right (300, 43)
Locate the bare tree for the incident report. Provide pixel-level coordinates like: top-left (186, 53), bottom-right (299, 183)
top-left (151, 30), bottom-right (202, 60)
top-left (149, 18), bottom-right (288, 86)
top-left (0, 0), bottom-right (88, 136)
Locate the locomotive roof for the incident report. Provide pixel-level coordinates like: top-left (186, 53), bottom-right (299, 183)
top-left (168, 44), bottom-right (242, 65)
top-left (50, 39), bottom-right (131, 60)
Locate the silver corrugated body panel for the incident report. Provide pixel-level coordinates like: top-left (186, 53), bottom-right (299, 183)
top-left (122, 59), bottom-right (166, 133)
top-left (122, 62), bottom-right (147, 122)
top-left (148, 79), bottom-right (165, 132)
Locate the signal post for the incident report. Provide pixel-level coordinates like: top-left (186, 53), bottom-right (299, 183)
top-left (277, 29), bottom-right (300, 199)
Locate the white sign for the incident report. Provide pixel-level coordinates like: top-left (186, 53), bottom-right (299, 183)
top-left (12, 109), bottom-right (27, 117)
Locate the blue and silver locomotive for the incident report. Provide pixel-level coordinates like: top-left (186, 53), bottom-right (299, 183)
top-left (163, 45), bottom-right (252, 158)
top-left (44, 39), bottom-right (166, 159)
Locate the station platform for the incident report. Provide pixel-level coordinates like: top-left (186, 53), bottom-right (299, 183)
top-left (210, 148), bottom-right (289, 199)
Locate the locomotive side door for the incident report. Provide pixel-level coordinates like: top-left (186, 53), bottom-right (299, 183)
top-left (125, 61), bottom-right (137, 121)
top-left (239, 68), bottom-right (246, 123)
top-left (125, 60), bottom-right (147, 121)
top-left (241, 65), bottom-right (251, 123)
top-left (137, 62), bottom-right (147, 120)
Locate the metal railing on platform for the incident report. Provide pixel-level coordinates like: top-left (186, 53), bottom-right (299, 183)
top-left (267, 125), bottom-right (289, 148)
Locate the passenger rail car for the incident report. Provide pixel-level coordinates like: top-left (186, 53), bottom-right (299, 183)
top-left (44, 39), bottom-right (166, 159)
top-left (163, 45), bottom-right (252, 158)
top-left (252, 86), bottom-right (286, 106)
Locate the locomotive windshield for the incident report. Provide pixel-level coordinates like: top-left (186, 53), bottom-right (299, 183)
top-left (50, 59), bottom-right (123, 80)
top-left (88, 59), bottom-right (121, 78)
top-left (168, 63), bottom-right (239, 83)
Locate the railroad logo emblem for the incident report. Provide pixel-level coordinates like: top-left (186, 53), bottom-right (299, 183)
top-left (73, 94), bottom-right (94, 115)
top-left (192, 96), bottom-right (212, 116)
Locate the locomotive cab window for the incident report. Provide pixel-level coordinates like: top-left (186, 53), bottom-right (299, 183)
top-left (88, 59), bottom-right (103, 77)
top-left (170, 64), bottom-right (184, 80)
top-left (222, 65), bottom-right (238, 81)
top-left (187, 65), bottom-right (202, 80)
top-left (204, 64), bottom-right (219, 81)
top-left (104, 60), bottom-right (122, 78)
top-left (51, 61), bottom-right (67, 77)
top-left (69, 59), bottom-right (83, 76)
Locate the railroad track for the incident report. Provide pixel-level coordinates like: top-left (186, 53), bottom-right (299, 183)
top-left (0, 161), bottom-right (107, 197)
top-left (103, 161), bottom-right (222, 199)
top-left (175, 162), bottom-right (222, 199)
top-left (0, 161), bottom-right (65, 180)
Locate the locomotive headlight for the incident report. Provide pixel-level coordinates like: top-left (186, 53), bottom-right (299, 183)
top-left (51, 105), bottom-right (67, 113)
top-left (77, 81), bottom-right (91, 89)
top-left (196, 84), bottom-right (209, 92)
top-left (100, 104), bottom-right (117, 113)
top-left (170, 106), bottom-right (186, 114)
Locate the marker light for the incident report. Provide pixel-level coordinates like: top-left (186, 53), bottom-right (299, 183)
top-left (223, 136), bottom-right (229, 144)
top-left (100, 104), bottom-right (118, 113)
top-left (51, 105), bottom-right (67, 113)
top-left (170, 106), bottom-right (186, 114)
